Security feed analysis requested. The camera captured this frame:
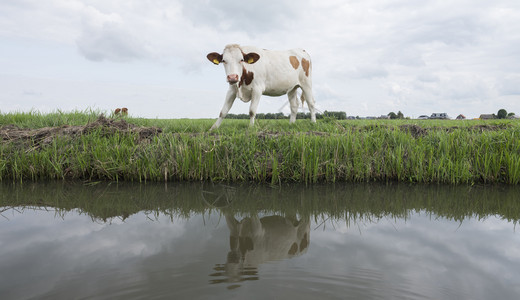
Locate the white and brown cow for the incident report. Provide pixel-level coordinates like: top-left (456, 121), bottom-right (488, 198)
top-left (207, 44), bottom-right (316, 130)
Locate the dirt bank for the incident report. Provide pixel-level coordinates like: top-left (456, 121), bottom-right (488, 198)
top-left (0, 115), bottom-right (162, 149)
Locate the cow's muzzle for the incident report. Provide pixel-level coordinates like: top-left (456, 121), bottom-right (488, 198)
top-left (227, 74), bottom-right (239, 84)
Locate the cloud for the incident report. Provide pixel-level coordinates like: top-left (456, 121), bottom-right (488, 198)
top-left (498, 75), bottom-right (520, 95)
top-left (76, 18), bottom-right (149, 62)
top-left (182, 0), bottom-right (309, 33)
top-left (1, 0), bottom-right (520, 118)
top-left (74, 3), bottom-right (163, 62)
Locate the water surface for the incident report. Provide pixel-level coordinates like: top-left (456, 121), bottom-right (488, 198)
top-left (1, 182), bottom-right (519, 299)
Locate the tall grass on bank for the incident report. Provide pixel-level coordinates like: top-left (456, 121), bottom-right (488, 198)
top-left (1, 112), bottom-right (520, 184)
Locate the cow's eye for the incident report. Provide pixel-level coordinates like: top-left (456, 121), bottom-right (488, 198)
top-left (240, 59), bottom-right (244, 62)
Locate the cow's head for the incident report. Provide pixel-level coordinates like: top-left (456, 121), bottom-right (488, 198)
top-left (207, 45), bottom-right (260, 85)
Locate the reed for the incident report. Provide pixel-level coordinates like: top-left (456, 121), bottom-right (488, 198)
top-left (1, 111), bottom-right (519, 184)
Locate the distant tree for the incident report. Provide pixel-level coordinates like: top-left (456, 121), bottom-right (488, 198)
top-left (388, 112), bottom-right (397, 119)
top-left (323, 111), bottom-right (347, 120)
top-left (297, 112), bottom-right (307, 119)
top-left (275, 112), bottom-right (286, 119)
top-left (497, 109), bottom-right (508, 119)
top-left (507, 112), bottom-right (515, 117)
top-left (397, 111), bottom-right (404, 119)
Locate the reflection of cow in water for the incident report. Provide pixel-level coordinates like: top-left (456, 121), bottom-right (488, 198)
top-left (211, 214), bottom-right (310, 285)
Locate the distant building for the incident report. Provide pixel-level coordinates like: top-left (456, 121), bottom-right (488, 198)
top-left (430, 113), bottom-right (450, 119)
top-left (479, 114), bottom-right (495, 120)
top-left (378, 115), bottom-right (390, 119)
top-left (456, 114), bottom-right (466, 120)
top-left (417, 115), bottom-right (429, 120)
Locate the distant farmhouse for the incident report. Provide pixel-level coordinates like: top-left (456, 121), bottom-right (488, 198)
top-left (456, 114), bottom-right (466, 120)
top-left (430, 113), bottom-right (450, 119)
top-left (479, 114), bottom-right (495, 120)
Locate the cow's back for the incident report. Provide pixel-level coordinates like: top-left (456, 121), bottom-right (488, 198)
top-left (240, 46), bottom-right (311, 96)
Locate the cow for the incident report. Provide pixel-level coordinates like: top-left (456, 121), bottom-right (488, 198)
top-left (211, 214), bottom-right (310, 284)
top-left (206, 44), bottom-right (316, 130)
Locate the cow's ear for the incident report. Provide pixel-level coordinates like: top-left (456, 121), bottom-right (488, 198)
top-left (207, 52), bottom-right (223, 65)
top-left (243, 52), bottom-right (260, 64)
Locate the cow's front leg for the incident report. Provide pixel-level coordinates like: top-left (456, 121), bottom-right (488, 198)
top-left (210, 87), bottom-right (237, 130)
top-left (248, 90), bottom-right (262, 127)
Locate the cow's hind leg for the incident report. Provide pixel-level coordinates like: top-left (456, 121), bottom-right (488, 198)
top-left (301, 85), bottom-right (316, 123)
top-left (288, 87), bottom-right (299, 123)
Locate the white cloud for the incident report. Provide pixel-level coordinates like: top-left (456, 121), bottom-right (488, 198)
top-left (76, 17), bottom-right (149, 62)
top-left (182, 0), bottom-right (307, 33)
top-left (1, 0), bottom-right (520, 119)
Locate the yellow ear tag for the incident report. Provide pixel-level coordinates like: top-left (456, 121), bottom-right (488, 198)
top-left (213, 59), bottom-right (220, 65)
top-left (247, 57), bottom-right (255, 64)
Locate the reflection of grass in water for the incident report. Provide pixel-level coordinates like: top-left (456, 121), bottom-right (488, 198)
top-left (1, 182), bottom-right (519, 226)
top-left (1, 111), bottom-right (520, 184)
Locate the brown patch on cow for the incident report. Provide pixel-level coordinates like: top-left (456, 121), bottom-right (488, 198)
top-left (301, 58), bottom-right (310, 77)
top-left (289, 56), bottom-right (300, 69)
top-left (288, 242), bottom-right (299, 255)
top-left (239, 66), bottom-right (254, 87)
top-left (300, 233), bottom-right (309, 251)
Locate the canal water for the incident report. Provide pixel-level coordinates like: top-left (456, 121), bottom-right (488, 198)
top-left (1, 182), bottom-right (519, 299)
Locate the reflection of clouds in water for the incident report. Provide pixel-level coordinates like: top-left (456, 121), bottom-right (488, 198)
top-left (2, 208), bottom-right (186, 257)
top-left (309, 213), bottom-right (520, 299)
top-left (0, 209), bottom-right (197, 299)
top-left (1, 207), bottom-right (519, 299)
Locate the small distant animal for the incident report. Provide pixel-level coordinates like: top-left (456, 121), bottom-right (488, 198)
top-left (206, 44), bottom-right (316, 130)
top-left (121, 107), bottom-right (128, 115)
top-left (114, 108), bottom-right (121, 115)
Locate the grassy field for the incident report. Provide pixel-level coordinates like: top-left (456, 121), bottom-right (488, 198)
top-left (1, 110), bottom-right (519, 184)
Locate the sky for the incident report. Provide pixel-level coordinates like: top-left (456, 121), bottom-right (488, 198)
top-left (1, 0), bottom-right (519, 119)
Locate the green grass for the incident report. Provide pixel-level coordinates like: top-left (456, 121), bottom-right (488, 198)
top-left (1, 111), bottom-right (520, 184)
